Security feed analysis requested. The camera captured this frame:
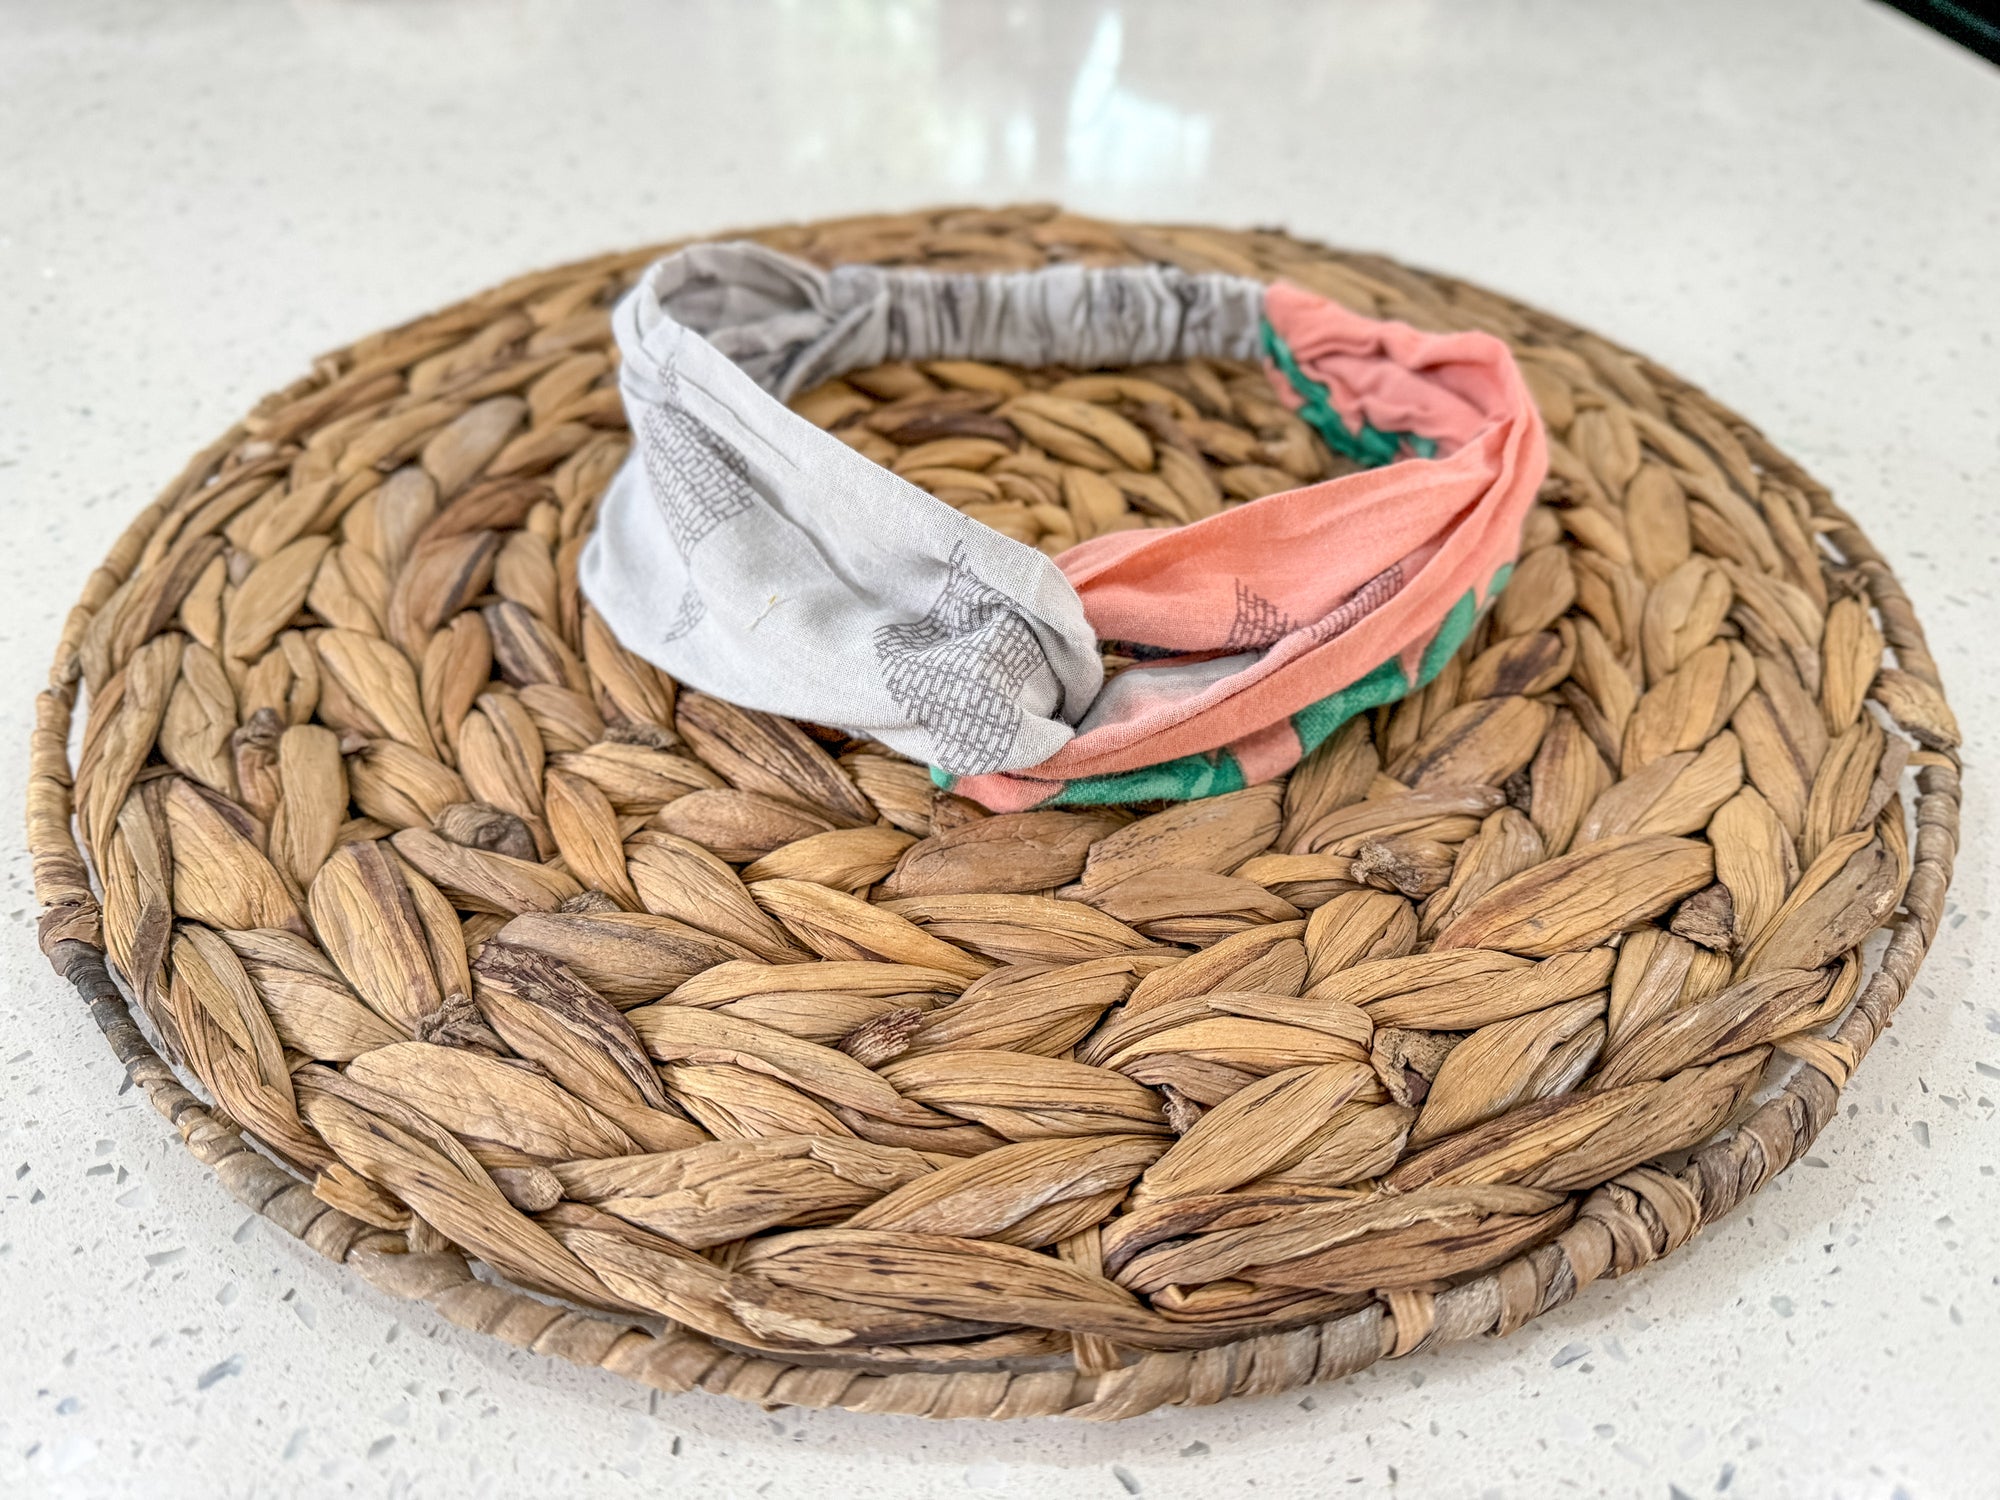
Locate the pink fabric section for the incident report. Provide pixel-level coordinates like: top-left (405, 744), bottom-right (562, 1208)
top-left (1227, 716), bottom-right (1305, 788)
top-left (983, 282), bottom-right (1546, 786)
top-left (946, 775), bottom-right (1060, 814)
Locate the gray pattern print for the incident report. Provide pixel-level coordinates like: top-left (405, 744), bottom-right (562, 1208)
top-left (874, 544), bottom-right (1042, 772)
top-left (638, 368), bottom-right (756, 559)
top-left (655, 587), bottom-right (706, 644)
top-left (1304, 563), bottom-right (1406, 643)
top-left (1223, 580), bottom-right (1298, 651)
top-left (636, 365), bottom-right (756, 643)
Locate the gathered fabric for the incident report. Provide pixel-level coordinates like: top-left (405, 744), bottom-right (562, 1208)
top-left (580, 242), bottom-right (1548, 808)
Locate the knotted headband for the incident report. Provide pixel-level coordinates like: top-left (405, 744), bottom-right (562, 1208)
top-left (580, 242), bottom-right (1548, 809)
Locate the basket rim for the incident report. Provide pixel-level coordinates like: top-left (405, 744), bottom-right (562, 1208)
top-left (25, 210), bottom-right (1963, 1422)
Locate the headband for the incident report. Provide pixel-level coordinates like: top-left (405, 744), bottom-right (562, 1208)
top-left (579, 243), bottom-right (1547, 808)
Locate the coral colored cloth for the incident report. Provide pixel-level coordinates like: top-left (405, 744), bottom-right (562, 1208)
top-left (949, 284), bottom-right (1547, 808)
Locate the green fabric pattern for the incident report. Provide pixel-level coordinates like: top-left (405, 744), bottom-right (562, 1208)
top-left (930, 325), bottom-right (1507, 807)
top-left (933, 574), bottom-right (1503, 807)
top-left (1049, 579), bottom-right (1487, 805)
top-left (1261, 319), bottom-right (1438, 465)
top-left (1035, 744), bottom-right (1247, 807)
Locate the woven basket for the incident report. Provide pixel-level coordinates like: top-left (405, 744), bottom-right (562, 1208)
top-left (27, 208), bottom-right (1962, 1421)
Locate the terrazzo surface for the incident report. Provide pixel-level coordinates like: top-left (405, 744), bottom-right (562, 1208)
top-left (1, 2), bottom-right (1995, 1495)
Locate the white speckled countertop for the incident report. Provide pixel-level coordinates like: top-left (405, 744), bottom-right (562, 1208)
top-left (2, 2), bottom-right (1995, 1495)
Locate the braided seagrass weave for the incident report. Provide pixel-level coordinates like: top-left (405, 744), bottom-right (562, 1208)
top-left (26, 209), bottom-right (1962, 1421)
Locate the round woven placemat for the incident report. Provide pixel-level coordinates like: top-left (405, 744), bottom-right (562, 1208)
top-left (28, 208), bottom-right (1962, 1421)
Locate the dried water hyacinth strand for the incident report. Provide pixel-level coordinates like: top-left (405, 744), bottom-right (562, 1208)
top-left (26, 208), bottom-right (1959, 1421)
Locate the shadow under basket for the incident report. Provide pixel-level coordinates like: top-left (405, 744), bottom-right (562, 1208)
top-left (26, 208), bottom-right (1962, 1420)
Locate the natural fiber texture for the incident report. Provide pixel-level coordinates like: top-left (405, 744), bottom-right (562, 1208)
top-left (27, 208), bottom-right (1962, 1421)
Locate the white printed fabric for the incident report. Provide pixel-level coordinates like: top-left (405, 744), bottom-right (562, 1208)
top-left (579, 241), bottom-right (1267, 775)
